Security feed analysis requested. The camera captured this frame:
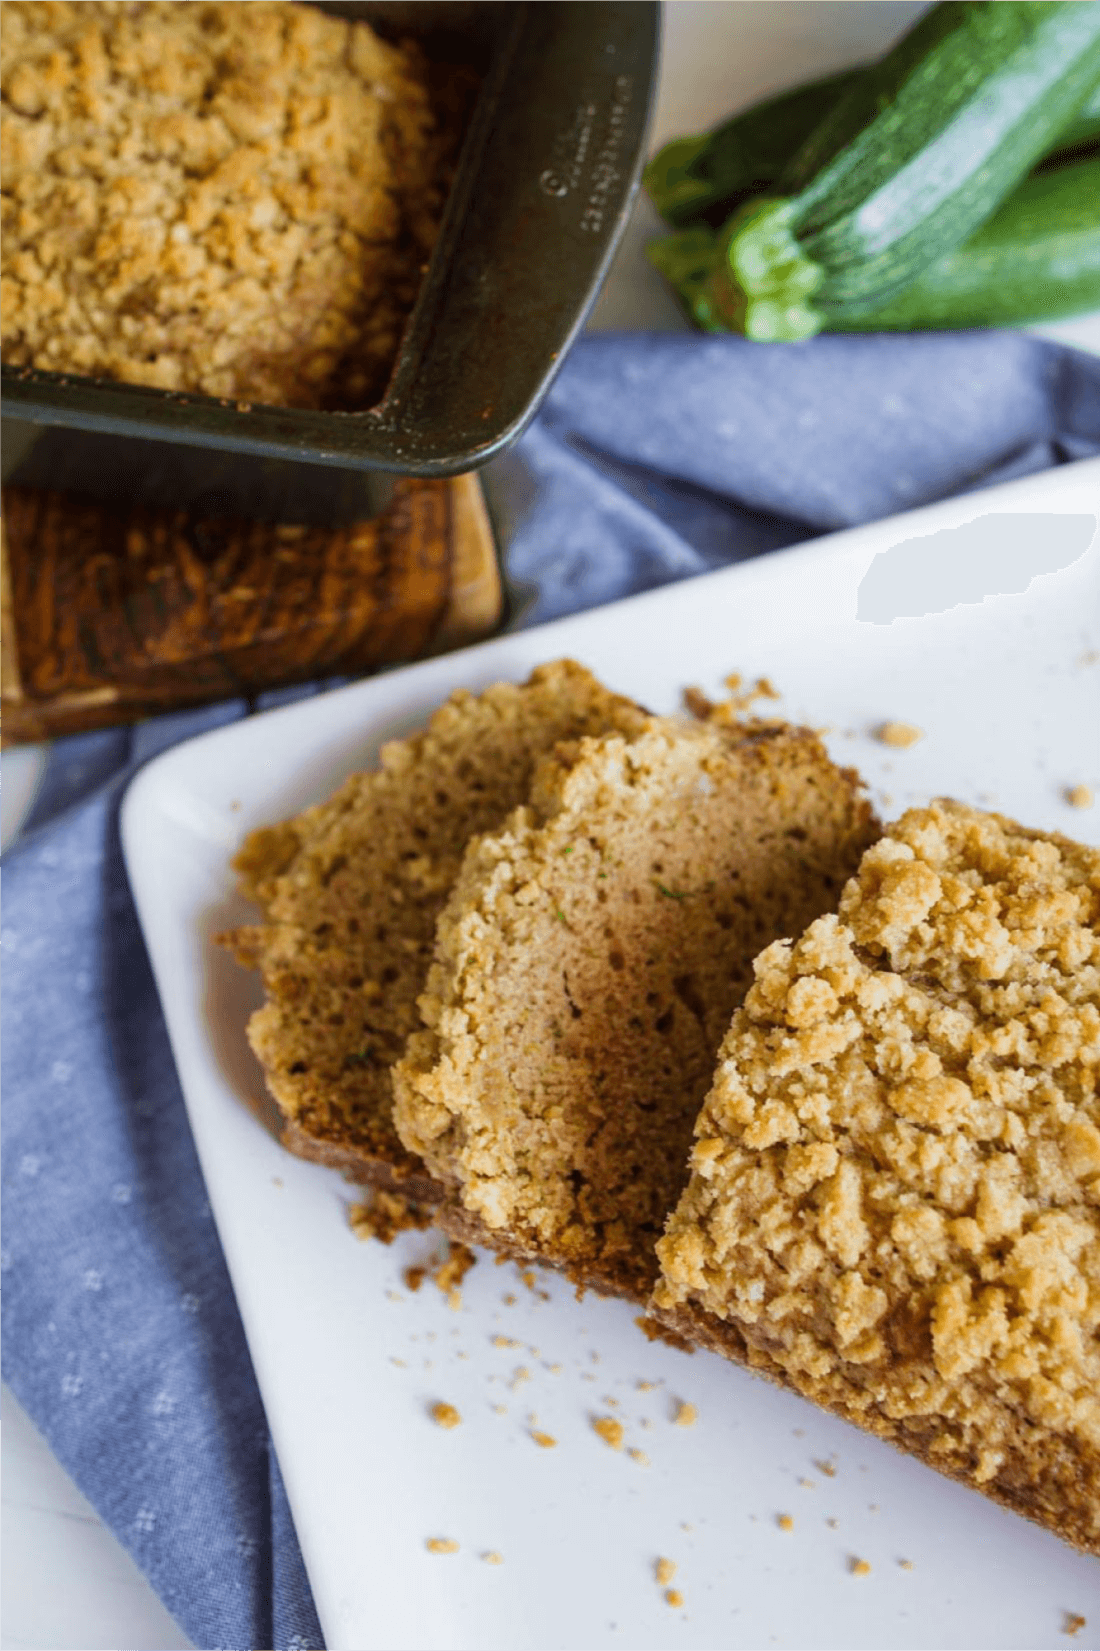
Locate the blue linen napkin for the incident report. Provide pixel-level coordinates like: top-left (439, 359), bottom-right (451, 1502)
top-left (3, 331), bottom-right (1099, 1651)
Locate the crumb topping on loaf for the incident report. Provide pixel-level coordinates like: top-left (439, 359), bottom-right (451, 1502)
top-left (394, 718), bottom-right (877, 1296)
top-left (655, 801), bottom-right (1100, 1550)
top-left (1, 1), bottom-right (460, 407)
top-left (224, 662), bottom-right (647, 1181)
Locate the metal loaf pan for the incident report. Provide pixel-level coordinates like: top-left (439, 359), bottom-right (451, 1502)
top-left (1, 2), bottom-right (659, 476)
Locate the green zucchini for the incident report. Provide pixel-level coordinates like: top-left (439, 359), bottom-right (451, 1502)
top-left (706, 2), bottom-right (1100, 341)
top-left (823, 153), bottom-right (1100, 331)
top-left (648, 150), bottom-right (1100, 337)
top-left (646, 225), bottom-right (719, 322)
top-left (646, 35), bottom-right (1100, 235)
top-left (643, 69), bottom-right (861, 229)
top-left (1038, 78), bottom-right (1100, 166)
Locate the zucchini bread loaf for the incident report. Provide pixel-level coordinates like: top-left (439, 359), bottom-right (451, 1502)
top-left (393, 716), bottom-right (878, 1298)
top-left (223, 662), bottom-right (647, 1194)
top-left (653, 801), bottom-right (1100, 1554)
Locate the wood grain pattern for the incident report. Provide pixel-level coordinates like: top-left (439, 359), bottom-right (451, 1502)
top-left (1, 473), bottom-right (502, 745)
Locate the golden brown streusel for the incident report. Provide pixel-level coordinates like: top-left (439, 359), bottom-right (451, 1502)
top-left (530, 1430), bottom-right (557, 1448)
top-left (655, 800), bottom-right (1100, 1553)
top-left (777, 1513), bottom-right (794, 1531)
top-left (850, 1558), bottom-right (871, 1577)
top-left (1, 1), bottom-right (463, 407)
top-left (430, 1401), bottom-right (461, 1429)
top-left (1066, 786), bottom-right (1094, 810)
top-left (672, 1400), bottom-right (697, 1427)
top-left (665, 1588), bottom-right (684, 1608)
top-left (655, 1557), bottom-right (676, 1585)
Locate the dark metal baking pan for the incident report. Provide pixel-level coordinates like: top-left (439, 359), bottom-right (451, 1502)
top-left (1, 2), bottom-right (659, 477)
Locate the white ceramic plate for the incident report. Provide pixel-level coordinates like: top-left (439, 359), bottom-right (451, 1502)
top-left (122, 461), bottom-right (1100, 1651)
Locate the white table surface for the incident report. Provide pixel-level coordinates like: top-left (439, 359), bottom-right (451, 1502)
top-left (3, 5), bottom-right (1098, 1649)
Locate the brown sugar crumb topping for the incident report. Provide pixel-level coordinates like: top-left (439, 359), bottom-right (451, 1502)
top-left (593, 1415), bottom-right (625, 1451)
top-left (656, 800), bottom-right (1100, 1550)
top-left (876, 721), bottom-right (924, 748)
top-left (426, 1537), bottom-right (459, 1554)
top-left (430, 1401), bottom-right (461, 1430)
top-left (0, 1), bottom-right (468, 409)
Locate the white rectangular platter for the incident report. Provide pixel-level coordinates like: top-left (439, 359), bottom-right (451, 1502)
top-left (122, 460), bottom-right (1100, 1651)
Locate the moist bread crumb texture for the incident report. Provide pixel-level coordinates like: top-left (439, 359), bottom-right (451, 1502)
top-left (393, 718), bottom-right (877, 1298)
top-left (654, 800), bottom-right (1100, 1553)
top-left (1, 1), bottom-right (458, 407)
top-left (223, 662), bottom-right (647, 1187)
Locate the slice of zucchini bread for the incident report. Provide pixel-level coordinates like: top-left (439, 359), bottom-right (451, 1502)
top-left (393, 717), bottom-right (877, 1297)
top-left (223, 661), bottom-right (648, 1191)
top-left (653, 801), bottom-right (1100, 1554)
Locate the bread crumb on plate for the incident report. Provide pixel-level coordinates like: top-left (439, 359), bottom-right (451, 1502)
top-left (593, 1416), bottom-right (625, 1451)
top-left (349, 1189), bottom-right (433, 1245)
top-left (875, 721), bottom-right (924, 748)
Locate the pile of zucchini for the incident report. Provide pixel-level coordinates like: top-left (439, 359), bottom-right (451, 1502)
top-left (645, 1), bottom-right (1100, 339)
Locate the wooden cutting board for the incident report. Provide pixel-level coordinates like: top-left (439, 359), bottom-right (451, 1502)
top-left (1, 430), bottom-right (502, 746)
